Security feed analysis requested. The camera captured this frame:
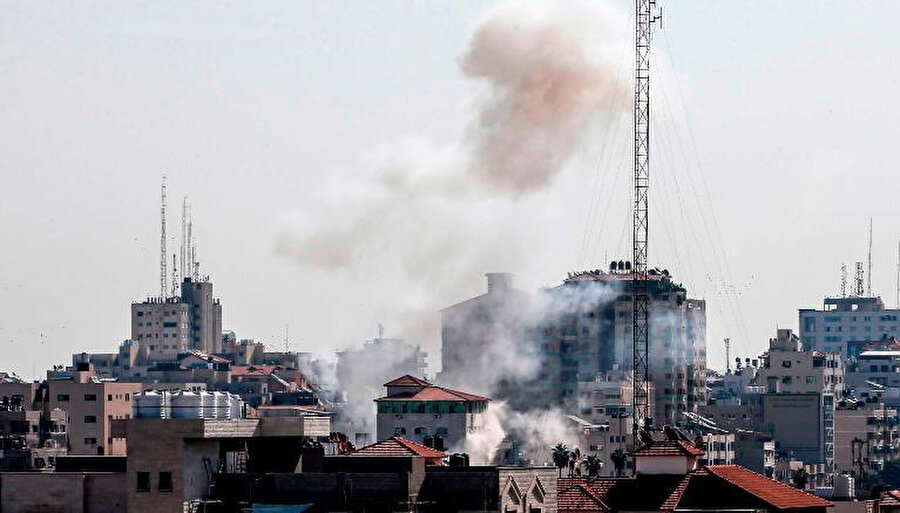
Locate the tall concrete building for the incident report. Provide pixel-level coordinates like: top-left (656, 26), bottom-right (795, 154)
top-left (800, 296), bottom-right (900, 357)
top-left (131, 278), bottom-right (222, 361)
top-left (547, 266), bottom-right (707, 426)
top-left (440, 266), bottom-right (707, 426)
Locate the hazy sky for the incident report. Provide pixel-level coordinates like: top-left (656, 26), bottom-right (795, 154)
top-left (2, 1), bottom-right (900, 379)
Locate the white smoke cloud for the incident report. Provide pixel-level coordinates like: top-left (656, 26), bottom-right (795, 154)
top-left (464, 402), bottom-right (580, 466)
top-left (276, 1), bottom-right (631, 450)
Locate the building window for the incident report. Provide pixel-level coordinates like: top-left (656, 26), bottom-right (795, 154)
top-left (394, 427), bottom-right (407, 435)
top-left (806, 376), bottom-right (817, 384)
top-left (781, 361), bottom-right (792, 368)
top-left (56, 394), bottom-right (70, 402)
top-left (125, 394), bottom-right (130, 401)
top-left (108, 394), bottom-right (113, 401)
top-left (84, 437), bottom-right (97, 445)
top-left (84, 415), bottom-right (97, 424)
top-left (136, 472), bottom-right (151, 492)
top-left (158, 471), bottom-right (173, 492)
top-left (84, 394), bottom-right (97, 401)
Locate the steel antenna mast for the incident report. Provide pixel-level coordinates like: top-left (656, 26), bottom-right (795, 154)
top-left (160, 176), bottom-right (168, 300)
top-left (632, 0), bottom-right (660, 446)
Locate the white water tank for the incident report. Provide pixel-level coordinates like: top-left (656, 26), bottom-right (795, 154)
top-left (171, 391), bottom-right (203, 419)
top-left (212, 392), bottom-right (228, 419)
top-left (834, 474), bottom-right (854, 499)
top-left (229, 394), bottom-right (244, 420)
top-left (134, 391), bottom-right (162, 419)
top-left (199, 391), bottom-right (214, 418)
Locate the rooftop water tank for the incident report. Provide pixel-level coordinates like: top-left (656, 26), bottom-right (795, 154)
top-left (171, 391), bottom-right (203, 419)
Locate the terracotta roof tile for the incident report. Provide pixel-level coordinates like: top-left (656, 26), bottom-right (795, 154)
top-left (558, 478), bottom-right (609, 512)
top-left (705, 465), bottom-right (833, 509)
top-left (881, 491), bottom-right (900, 507)
top-left (660, 474), bottom-right (694, 511)
top-left (351, 436), bottom-right (448, 459)
top-left (631, 439), bottom-right (705, 457)
top-left (375, 385), bottom-right (490, 403)
top-left (383, 375), bottom-right (432, 387)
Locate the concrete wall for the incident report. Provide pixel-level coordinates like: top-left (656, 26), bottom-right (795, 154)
top-left (763, 393), bottom-right (825, 464)
top-left (48, 381), bottom-right (141, 455)
top-left (0, 472), bottom-right (125, 513)
top-left (499, 467), bottom-right (558, 513)
top-left (376, 411), bottom-right (469, 450)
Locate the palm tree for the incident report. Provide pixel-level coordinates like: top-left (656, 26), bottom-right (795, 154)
top-left (584, 455), bottom-right (603, 477)
top-left (552, 443), bottom-right (570, 477)
top-left (792, 467), bottom-right (809, 490)
top-left (610, 449), bottom-right (627, 478)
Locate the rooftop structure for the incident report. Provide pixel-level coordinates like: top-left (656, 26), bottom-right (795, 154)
top-left (375, 375), bottom-right (489, 452)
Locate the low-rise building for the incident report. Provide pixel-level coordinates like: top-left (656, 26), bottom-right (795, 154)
top-left (47, 372), bottom-right (141, 456)
top-left (834, 399), bottom-right (899, 475)
top-left (558, 435), bottom-right (832, 513)
top-left (375, 375), bottom-right (489, 452)
top-left (734, 430), bottom-right (776, 477)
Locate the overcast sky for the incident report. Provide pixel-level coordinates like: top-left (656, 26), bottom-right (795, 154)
top-left (2, 1), bottom-right (900, 379)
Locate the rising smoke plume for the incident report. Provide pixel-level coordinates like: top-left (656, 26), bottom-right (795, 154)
top-left (460, 2), bottom-right (628, 192)
top-left (278, 1), bottom-right (629, 460)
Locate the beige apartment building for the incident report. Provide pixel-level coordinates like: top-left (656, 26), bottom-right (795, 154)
top-left (48, 375), bottom-right (141, 455)
top-left (756, 329), bottom-right (844, 396)
top-left (834, 400), bottom-right (899, 474)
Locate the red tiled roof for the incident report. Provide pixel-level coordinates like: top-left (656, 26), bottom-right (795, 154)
top-left (375, 384), bottom-right (490, 403)
top-left (659, 473), bottom-right (693, 512)
top-left (558, 478), bottom-right (609, 512)
top-left (383, 375), bottom-right (432, 387)
top-left (882, 490), bottom-right (900, 507)
top-left (184, 350), bottom-right (230, 364)
top-left (230, 365), bottom-right (279, 376)
top-left (351, 436), bottom-right (448, 459)
top-left (705, 465), bottom-right (833, 509)
top-left (631, 439), bottom-right (705, 457)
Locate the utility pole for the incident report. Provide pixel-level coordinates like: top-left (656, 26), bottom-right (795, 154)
top-left (160, 176), bottom-right (168, 300)
top-left (632, 0), bottom-right (660, 446)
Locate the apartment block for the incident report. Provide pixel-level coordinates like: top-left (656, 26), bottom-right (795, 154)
top-left (756, 329), bottom-right (843, 397)
top-left (800, 296), bottom-right (900, 357)
top-left (375, 375), bottom-right (489, 452)
top-left (834, 400), bottom-right (899, 474)
top-left (131, 278), bottom-right (222, 361)
top-left (48, 374), bottom-right (141, 455)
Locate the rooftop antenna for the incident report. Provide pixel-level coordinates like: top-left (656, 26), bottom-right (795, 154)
top-left (855, 262), bottom-right (865, 297)
top-left (724, 338), bottom-right (731, 374)
top-left (284, 324), bottom-right (289, 353)
top-left (868, 218), bottom-right (873, 296)
top-left (377, 323), bottom-right (385, 340)
top-left (840, 263), bottom-right (848, 298)
top-left (632, 0), bottom-right (660, 448)
top-left (180, 197), bottom-right (188, 285)
top-left (171, 254), bottom-right (177, 298)
top-left (159, 176), bottom-right (168, 300)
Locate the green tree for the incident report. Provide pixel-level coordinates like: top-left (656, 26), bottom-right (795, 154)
top-left (584, 454), bottom-right (603, 477)
top-left (792, 467), bottom-right (809, 489)
top-left (610, 449), bottom-right (627, 477)
top-left (552, 443), bottom-right (570, 477)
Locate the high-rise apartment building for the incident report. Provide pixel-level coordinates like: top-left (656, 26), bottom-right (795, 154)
top-left (799, 296), bottom-right (900, 357)
top-left (440, 266), bottom-right (707, 426)
top-left (131, 278), bottom-right (222, 361)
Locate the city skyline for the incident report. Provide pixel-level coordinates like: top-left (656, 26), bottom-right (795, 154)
top-left (3, 1), bottom-right (900, 379)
